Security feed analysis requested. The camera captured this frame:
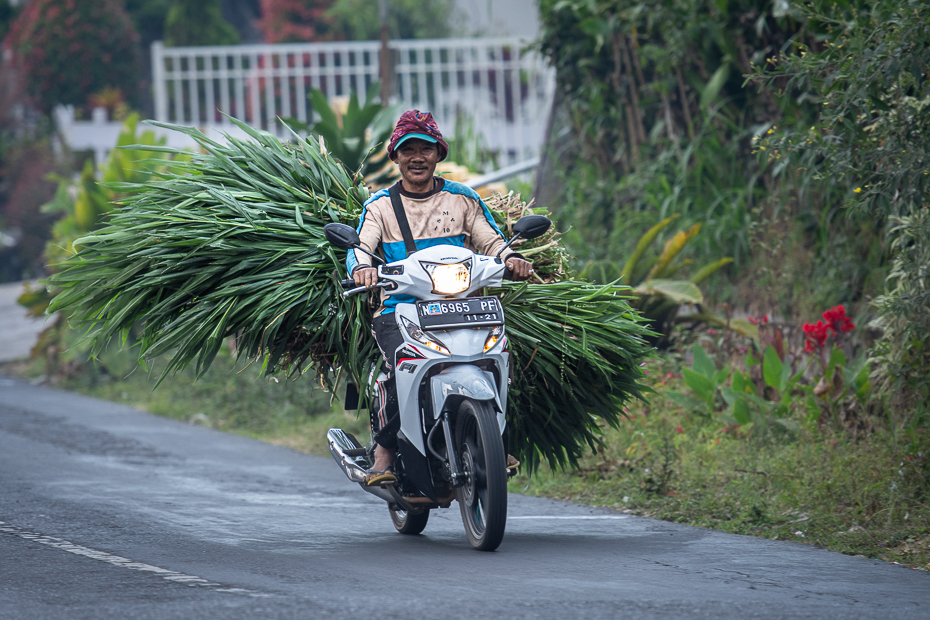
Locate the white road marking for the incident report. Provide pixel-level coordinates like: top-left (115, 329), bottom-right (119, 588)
top-left (509, 515), bottom-right (629, 520)
top-left (0, 521), bottom-right (269, 597)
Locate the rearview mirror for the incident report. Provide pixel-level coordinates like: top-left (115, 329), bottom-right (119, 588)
top-left (324, 223), bottom-right (361, 249)
top-left (512, 215), bottom-right (551, 240)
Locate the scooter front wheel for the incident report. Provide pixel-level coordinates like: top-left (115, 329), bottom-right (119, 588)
top-left (454, 399), bottom-right (507, 551)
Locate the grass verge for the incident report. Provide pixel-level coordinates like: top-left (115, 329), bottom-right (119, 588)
top-left (510, 355), bottom-right (930, 571)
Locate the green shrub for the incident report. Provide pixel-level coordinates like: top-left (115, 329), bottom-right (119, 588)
top-left (326, 0), bottom-right (455, 40)
top-left (580, 214), bottom-right (738, 342)
top-left (751, 0), bottom-right (930, 415)
top-left (164, 0), bottom-right (239, 47)
top-left (283, 82), bottom-right (399, 186)
top-left (6, 0), bottom-right (142, 113)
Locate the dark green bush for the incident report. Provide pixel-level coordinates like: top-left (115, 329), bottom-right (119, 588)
top-left (164, 0), bottom-right (240, 47)
top-left (6, 0), bottom-right (142, 113)
top-left (751, 0), bottom-right (930, 413)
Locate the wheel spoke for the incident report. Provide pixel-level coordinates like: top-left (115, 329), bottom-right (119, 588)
top-left (478, 487), bottom-right (489, 519)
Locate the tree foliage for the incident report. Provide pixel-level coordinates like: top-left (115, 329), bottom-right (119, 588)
top-left (536, 0), bottom-right (811, 265)
top-left (326, 0), bottom-right (454, 40)
top-left (257, 0), bottom-right (334, 42)
top-left (164, 0), bottom-right (240, 47)
top-left (5, 0), bottom-right (142, 113)
top-left (257, 0), bottom-right (454, 43)
top-left (124, 0), bottom-right (171, 48)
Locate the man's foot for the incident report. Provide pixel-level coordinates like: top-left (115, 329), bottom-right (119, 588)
top-left (366, 443), bottom-right (396, 486)
top-left (365, 467), bottom-right (396, 486)
top-left (506, 454), bottom-right (520, 470)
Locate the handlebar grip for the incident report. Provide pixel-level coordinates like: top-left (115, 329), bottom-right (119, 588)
top-left (342, 284), bottom-right (373, 297)
top-left (340, 278), bottom-right (357, 289)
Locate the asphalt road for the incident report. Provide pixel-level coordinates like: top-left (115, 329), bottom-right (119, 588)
top-left (1, 375), bottom-right (928, 619)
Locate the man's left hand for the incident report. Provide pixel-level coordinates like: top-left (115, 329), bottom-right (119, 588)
top-left (506, 258), bottom-right (534, 281)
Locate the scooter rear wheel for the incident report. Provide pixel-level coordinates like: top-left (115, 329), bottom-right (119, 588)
top-left (389, 507), bottom-right (429, 535)
top-left (454, 399), bottom-right (507, 551)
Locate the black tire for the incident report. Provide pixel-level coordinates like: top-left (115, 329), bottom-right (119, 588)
top-left (454, 399), bottom-right (507, 551)
top-left (389, 507), bottom-right (429, 535)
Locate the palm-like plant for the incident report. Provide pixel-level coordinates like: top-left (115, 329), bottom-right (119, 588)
top-left (284, 82), bottom-right (399, 187)
top-left (580, 215), bottom-right (737, 342)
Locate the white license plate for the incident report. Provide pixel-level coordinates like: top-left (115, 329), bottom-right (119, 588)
top-left (416, 297), bottom-right (503, 330)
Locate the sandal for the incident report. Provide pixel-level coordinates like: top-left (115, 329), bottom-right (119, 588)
top-left (506, 454), bottom-right (520, 470)
top-left (365, 467), bottom-right (397, 486)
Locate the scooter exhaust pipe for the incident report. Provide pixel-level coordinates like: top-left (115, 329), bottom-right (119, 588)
top-left (326, 428), bottom-right (396, 504)
top-left (327, 428), bottom-right (368, 482)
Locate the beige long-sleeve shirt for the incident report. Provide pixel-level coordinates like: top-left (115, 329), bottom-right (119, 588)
top-left (346, 178), bottom-right (517, 313)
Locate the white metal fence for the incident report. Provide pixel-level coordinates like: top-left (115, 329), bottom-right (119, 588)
top-left (151, 38), bottom-right (555, 166)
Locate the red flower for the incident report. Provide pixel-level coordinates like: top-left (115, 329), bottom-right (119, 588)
top-left (676, 425), bottom-right (684, 434)
top-left (803, 320), bottom-right (830, 352)
top-left (823, 305), bottom-right (855, 333)
top-left (748, 315), bottom-right (769, 326)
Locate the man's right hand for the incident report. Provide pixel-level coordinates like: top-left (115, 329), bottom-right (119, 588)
top-left (353, 267), bottom-right (379, 289)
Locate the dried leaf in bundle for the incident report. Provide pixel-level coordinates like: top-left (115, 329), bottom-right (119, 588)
top-left (485, 191), bottom-right (573, 284)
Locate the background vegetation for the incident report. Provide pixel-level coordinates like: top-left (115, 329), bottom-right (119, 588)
top-left (523, 0), bottom-right (930, 567)
top-left (5, 0), bottom-right (142, 114)
top-left (257, 0), bottom-right (455, 43)
top-left (164, 0), bottom-right (240, 47)
top-left (535, 0), bottom-right (878, 322)
top-left (537, 0), bottom-right (929, 403)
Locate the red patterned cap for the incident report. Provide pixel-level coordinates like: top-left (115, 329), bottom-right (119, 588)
top-left (387, 110), bottom-right (449, 161)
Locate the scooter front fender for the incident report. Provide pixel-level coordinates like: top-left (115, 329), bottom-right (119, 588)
top-left (430, 365), bottom-right (505, 433)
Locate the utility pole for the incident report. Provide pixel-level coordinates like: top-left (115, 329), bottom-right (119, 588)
top-left (379, 0), bottom-right (391, 104)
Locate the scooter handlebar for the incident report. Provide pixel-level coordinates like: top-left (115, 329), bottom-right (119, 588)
top-left (342, 282), bottom-right (387, 298)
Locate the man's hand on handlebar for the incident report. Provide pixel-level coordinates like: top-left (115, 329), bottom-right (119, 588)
top-left (506, 258), bottom-right (534, 281)
top-left (353, 267), bottom-right (379, 289)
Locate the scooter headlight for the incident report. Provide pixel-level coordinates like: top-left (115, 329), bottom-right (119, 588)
top-left (401, 316), bottom-right (450, 355)
top-left (483, 325), bottom-right (505, 352)
top-left (420, 260), bottom-right (471, 295)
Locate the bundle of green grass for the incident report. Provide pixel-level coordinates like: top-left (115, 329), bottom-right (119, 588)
top-left (48, 120), bottom-right (653, 472)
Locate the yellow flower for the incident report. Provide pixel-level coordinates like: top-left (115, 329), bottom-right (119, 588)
top-left (854, 187), bottom-right (862, 193)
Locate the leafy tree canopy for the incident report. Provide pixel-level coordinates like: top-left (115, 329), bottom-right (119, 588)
top-left (124, 0), bottom-right (172, 48)
top-left (6, 0), bottom-right (142, 113)
top-left (326, 0), bottom-right (454, 40)
top-left (165, 0), bottom-right (240, 47)
top-left (258, 0), bottom-right (454, 43)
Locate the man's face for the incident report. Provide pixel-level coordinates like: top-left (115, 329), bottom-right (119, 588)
top-left (394, 139), bottom-right (439, 189)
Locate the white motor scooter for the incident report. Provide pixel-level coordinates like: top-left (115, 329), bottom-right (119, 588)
top-left (324, 215), bottom-right (550, 551)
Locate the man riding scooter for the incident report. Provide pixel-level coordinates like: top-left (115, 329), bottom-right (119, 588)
top-left (347, 110), bottom-right (534, 485)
